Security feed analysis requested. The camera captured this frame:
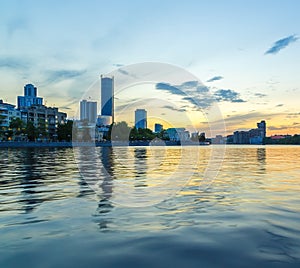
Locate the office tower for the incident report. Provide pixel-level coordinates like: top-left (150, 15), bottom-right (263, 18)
top-left (135, 109), bottom-right (147, 129)
top-left (101, 75), bottom-right (114, 123)
top-left (17, 84), bottom-right (43, 108)
top-left (80, 100), bottom-right (97, 123)
top-left (154, 123), bottom-right (163, 133)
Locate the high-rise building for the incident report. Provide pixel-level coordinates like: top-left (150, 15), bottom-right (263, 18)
top-left (257, 120), bottom-right (266, 138)
top-left (154, 123), bottom-right (163, 133)
top-left (101, 75), bottom-right (114, 123)
top-left (17, 84), bottom-right (43, 108)
top-left (135, 109), bottom-right (147, 129)
top-left (80, 100), bottom-right (97, 123)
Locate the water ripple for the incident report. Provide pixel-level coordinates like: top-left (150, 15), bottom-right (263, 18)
top-left (0, 146), bottom-right (300, 267)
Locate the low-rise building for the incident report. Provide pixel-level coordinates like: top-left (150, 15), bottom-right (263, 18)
top-left (0, 100), bottom-right (21, 128)
top-left (233, 131), bottom-right (250, 144)
top-left (1, 82), bottom-right (68, 141)
top-left (232, 120), bottom-right (266, 144)
top-left (154, 123), bottom-right (163, 133)
top-left (21, 105), bottom-right (67, 138)
top-left (211, 135), bottom-right (227, 144)
top-left (166, 128), bottom-right (190, 142)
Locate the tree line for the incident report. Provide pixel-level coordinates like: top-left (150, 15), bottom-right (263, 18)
top-left (263, 135), bottom-right (300, 145)
top-left (1, 118), bottom-right (207, 143)
top-left (0, 117), bottom-right (73, 142)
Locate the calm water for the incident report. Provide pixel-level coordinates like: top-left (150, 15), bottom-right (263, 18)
top-left (0, 145), bottom-right (300, 267)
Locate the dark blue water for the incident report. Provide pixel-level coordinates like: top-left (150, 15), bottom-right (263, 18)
top-left (0, 146), bottom-right (300, 267)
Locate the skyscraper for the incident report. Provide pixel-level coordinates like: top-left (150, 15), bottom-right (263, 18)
top-left (80, 100), bottom-right (97, 123)
top-left (135, 109), bottom-right (147, 129)
top-left (17, 84), bottom-right (43, 108)
top-left (101, 75), bottom-right (114, 123)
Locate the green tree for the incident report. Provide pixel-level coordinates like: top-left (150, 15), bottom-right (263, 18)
top-left (25, 121), bottom-right (37, 141)
top-left (156, 129), bottom-right (169, 141)
top-left (106, 123), bottom-right (158, 141)
top-left (199, 132), bottom-right (206, 142)
top-left (9, 118), bottom-right (25, 141)
top-left (129, 127), bottom-right (156, 141)
top-left (129, 127), bottom-right (138, 140)
top-left (9, 118), bottom-right (25, 135)
top-left (111, 121), bottom-right (131, 141)
top-left (57, 120), bottom-right (73, 141)
top-left (138, 128), bottom-right (156, 140)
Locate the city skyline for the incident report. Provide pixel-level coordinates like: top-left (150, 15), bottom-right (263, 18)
top-left (0, 0), bottom-right (299, 135)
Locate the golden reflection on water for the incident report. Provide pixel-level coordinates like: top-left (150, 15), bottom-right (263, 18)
top-left (73, 145), bottom-right (300, 208)
top-left (74, 145), bottom-right (217, 206)
top-left (1, 145), bottom-right (300, 212)
top-left (192, 146), bottom-right (300, 211)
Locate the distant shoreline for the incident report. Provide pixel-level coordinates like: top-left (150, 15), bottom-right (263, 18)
top-left (0, 141), bottom-right (299, 148)
top-left (0, 141), bottom-right (74, 148)
top-left (0, 141), bottom-right (207, 148)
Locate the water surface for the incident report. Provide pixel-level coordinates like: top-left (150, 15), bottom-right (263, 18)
top-left (0, 145), bottom-right (300, 267)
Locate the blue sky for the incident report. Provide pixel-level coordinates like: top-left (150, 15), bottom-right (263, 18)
top-left (0, 0), bottom-right (299, 135)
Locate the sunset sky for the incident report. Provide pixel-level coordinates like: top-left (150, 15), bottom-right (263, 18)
top-left (0, 0), bottom-right (299, 136)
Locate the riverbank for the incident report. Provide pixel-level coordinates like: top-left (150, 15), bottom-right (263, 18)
top-left (0, 140), bottom-right (207, 148)
top-left (0, 141), bottom-right (74, 148)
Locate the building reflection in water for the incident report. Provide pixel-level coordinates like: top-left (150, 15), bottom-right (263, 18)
top-left (256, 147), bottom-right (266, 173)
top-left (77, 177), bottom-right (95, 198)
top-left (76, 148), bottom-right (96, 198)
top-left (133, 148), bottom-right (148, 188)
top-left (99, 147), bottom-right (114, 199)
top-left (19, 149), bottom-right (46, 213)
top-left (79, 146), bottom-right (114, 230)
top-left (1, 148), bottom-right (81, 214)
top-left (75, 146), bottom-right (113, 198)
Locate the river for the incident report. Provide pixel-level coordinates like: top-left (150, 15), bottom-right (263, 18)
top-left (0, 145), bottom-right (300, 267)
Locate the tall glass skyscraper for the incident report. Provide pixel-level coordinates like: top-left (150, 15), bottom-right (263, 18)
top-left (135, 109), bottom-right (147, 129)
top-left (101, 76), bottom-right (114, 123)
